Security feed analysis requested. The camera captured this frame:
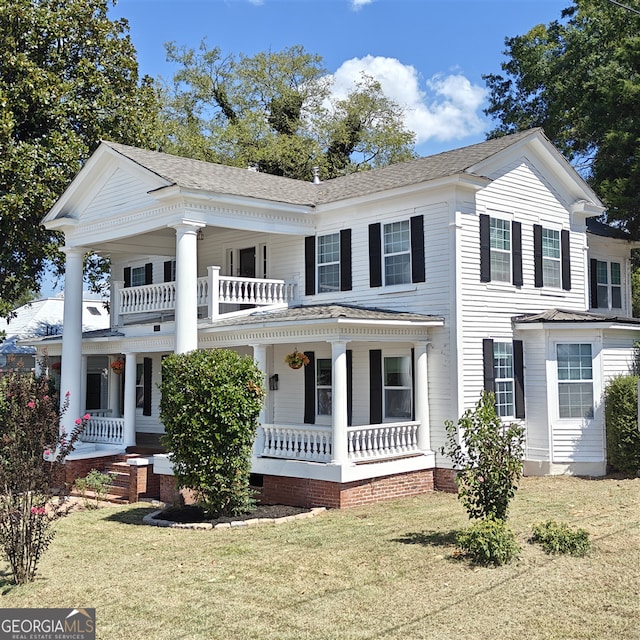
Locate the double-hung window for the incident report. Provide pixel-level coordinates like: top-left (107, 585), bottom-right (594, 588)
top-left (490, 217), bottom-right (511, 283)
top-left (317, 234), bottom-right (340, 293)
top-left (493, 342), bottom-right (515, 418)
top-left (542, 228), bottom-right (561, 288)
top-left (316, 358), bottom-right (332, 415)
top-left (383, 356), bottom-right (412, 419)
top-left (383, 221), bottom-right (411, 286)
top-left (130, 266), bottom-right (147, 287)
top-left (591, 260), bottom-right (622, 310)
top-left (557, 344), bottom-right (594, 418)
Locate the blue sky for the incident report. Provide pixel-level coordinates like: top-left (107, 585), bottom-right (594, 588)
top-left (110, 0), bottom-right (570, 156)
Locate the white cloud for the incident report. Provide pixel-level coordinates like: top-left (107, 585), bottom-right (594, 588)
top-left (329, 55), bottom-right (487, 145)
top-left (351, 0), bottom-right (374, 9)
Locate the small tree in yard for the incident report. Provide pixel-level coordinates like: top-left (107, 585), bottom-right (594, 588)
top-left (160, 349), bottom-right (265, 517)
top-left (0, 372), bottom-right (86, 584)
top-left (442, 391), bottom-right (525, 522)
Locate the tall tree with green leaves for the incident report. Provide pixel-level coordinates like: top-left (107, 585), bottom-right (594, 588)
top-left (0, 0), bottom-right (160, 317)
top-left (160, 42), bottom-right (416, 181)
top-left (484, 0), bottom-right (640, 236)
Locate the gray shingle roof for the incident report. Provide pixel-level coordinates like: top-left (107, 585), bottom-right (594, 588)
top-left (512, 308), bottom-right (640, 324)
top-left (208, 304), bottom-right (444, 328)
top-left (104, 128), bottom-right (540, 207)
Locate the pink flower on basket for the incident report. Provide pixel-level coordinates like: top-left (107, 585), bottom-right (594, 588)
top-left (83, 413), bottom-right (90, 421)
top-left (75, 418), bottom-right (82, 425)
top-left (27, 401), bottom-right (35, 409)
top-left (30, 507), bottom-right (46, 516)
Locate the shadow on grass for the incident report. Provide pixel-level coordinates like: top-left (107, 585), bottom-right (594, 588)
top-left (0, 568), bottom-right (17, 594)
top-left (392, 529), bottom-right (459, 547)
top-left (102, 506), bottom-right (158, 526)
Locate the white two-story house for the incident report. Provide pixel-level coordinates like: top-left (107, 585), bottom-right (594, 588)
top-left (35, 128), bottom-right (640, 508)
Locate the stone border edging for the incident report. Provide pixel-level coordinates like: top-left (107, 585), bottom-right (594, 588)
top-left (142, 507), bottom-right (326, 530)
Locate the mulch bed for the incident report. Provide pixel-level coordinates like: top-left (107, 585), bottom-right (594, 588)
top-left (153, 503), bottom-right (310, 525)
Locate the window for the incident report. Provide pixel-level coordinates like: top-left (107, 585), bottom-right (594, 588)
top-left (135, 363), bottom-right (145, 409)
top-left (592, 260), bottom-right (622, 310)
top-left (130, 266), bottom-right (147, 287)
top-left (383, 221), bottom-right (411, 285)
top-left (542, 228), bottom-right (561, 288)
top-left (317, 234), bottom-right (340, 293)
top-left (489, 217), bottom-right (511, 282)
top-left (493, 342), bottom-right (515, 417)
top-left (316, 358), bottom-right (332, 415)
top-left (557, 344), bottom-right (594, 418)
top-left (383, 356), bottom-right (412, 419)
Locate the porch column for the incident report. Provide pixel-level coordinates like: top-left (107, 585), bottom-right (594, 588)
top-left (251, 344), bottom-right (267, 457)
top-left (59, 246), bottom-right (84, 436)
top-left (331, 340), bottom-right (348, 464)
top-left (123, 352), bottom-right (137, 448)
top-left (172, 221), bottom-right (203, 354)
top-left (109, 356), bottom-right (121, 418)
top-left (414, 341), bottom-right (431, 451)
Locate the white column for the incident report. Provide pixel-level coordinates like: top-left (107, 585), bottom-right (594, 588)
top-left (331, 340), bottom-right (348, 464)
top-left (59, 247), bottom-right (85, 436)
top-left (109, 356), bottom-right (121, 418)
top-left (123, 353), bottom-right (137, 448)
top-left (251, 344), bottom-right (267, 457)
top-left (172, 222), bottom-right (203, 354)
top-left (208, 265), bottom-right (220, 319)
top-left (414, 342), bottom-right (431, 451)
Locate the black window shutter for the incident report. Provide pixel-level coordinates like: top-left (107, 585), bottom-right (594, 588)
top-left (143, 357), bottom-right (152, 416)
top-left (410, 215), bottom-right (426, 283)
top-left (533, 224), bottom-right (543, 288)
top-left (304, 236), bottom-right (316, 296)
top-left (513, 340), bottom-right (525, 419)
top-left (123, 267), bottom-right (131, 288)
top-left (340, 229), bottom-right (352, 291)
top-left (144, 262), bottom-right (153, 285)
top-left (369, 223), bottom-right (382, 288)
top-left (369, 349), bottom-right (382, 424)
top-left (479, 214), bottom-right (491, 282)
top-left (164, 260), bottom-right (173, 282)
top-left (347, 350), bottom-right (353, 426)
top-left (303, 351), bottom-right (316, 424)
top-left (561, 230), bottom-right (571, 290)
top-left (590, 258), bottom-right (599, 308)
top-left (512, 221), bottom-right (523, 286)
top-left (483, 339), bottom-right (495, 394)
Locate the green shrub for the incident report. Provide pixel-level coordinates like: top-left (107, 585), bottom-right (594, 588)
top-left (604, 374), bottom-right (640, 475)
top-left (442, 391), bottom-right (525, 521)
top-left (75, 469), bottom-right (112, 508)
top-left (160, 348), bottom-right (265, 517)
top-left (530, 520), bottom-right (591, 556)
top-left (455, 517), bottom-right (520, 566)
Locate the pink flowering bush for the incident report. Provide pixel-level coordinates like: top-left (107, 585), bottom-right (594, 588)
top-left (0, 367), bottom-right (87, 584)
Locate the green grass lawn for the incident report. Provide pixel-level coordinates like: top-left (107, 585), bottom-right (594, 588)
top-left (2, 476), bottom-right (639, 640)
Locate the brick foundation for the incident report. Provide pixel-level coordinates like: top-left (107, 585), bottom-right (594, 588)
top-left (261, 469), bottom-right (435, 509)
top-left (63, 456), bottom-right (119, 488)
top-left (158, 476), bottom-right (196, 506)
top-left (434, 468), bottom-right (458, 493)
top-left (128, 464), bottom-right (162, 503)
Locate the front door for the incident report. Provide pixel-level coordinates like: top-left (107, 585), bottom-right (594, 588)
top-left (239, 247), bottom-right (256, 278)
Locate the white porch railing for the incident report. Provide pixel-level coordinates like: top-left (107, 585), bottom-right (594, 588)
top-left (116, 268), bottom-right (296, 318)
top-left (261, 425), bottom-right (332, 462)
top-left (80, 417), bottom-right (125, 445)
top-left (258, 421), bottom-right (421, 464)
top-left (347, 422), bottom-right (420, 460)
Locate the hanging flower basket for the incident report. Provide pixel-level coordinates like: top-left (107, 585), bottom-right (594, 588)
top-left (285, 349), bottom-right (310, 370)
top-left (110, 359), bottom-right (125, 375)
top-left (51, 361), bottom-right (61, 373)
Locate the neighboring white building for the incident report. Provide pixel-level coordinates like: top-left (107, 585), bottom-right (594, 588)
top-left (1, 296), bottom-right (109, 377)
top-left (31, 128), bottom-right (640, 507)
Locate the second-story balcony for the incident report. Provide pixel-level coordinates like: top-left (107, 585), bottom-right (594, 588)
top-left (112, 265), bottom-right (298, 325)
